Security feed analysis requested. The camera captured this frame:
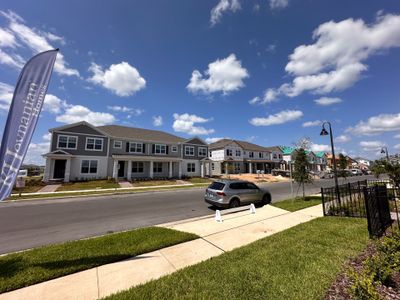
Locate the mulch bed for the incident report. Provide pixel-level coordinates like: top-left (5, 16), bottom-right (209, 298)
top-left (325, 242), bottom-right (400, 300)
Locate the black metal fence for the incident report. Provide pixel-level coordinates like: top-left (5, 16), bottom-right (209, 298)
top-left (321, 180), bottom-right (400, 237)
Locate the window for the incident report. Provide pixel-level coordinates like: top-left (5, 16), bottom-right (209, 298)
top-left (246, 182), bottom-right (259, 190)
top-left (209, 151), bottom-right (212, 157)
top-left (114, 140), bottom-right (122, 149)
top-left (132, 162), bottom-right (144, 173)
top-left (86, 138), bottom-right (103, 151)
top-left (155, 144), bottom-right (167, 154)
top-left (211, 163), bottom-right (215, 170)
top-left (209, 182), bottom-right (225, 191)
top-left (153, 162), bottom-right (163, 173)
top-left (279, 154), bottom-right (282, 159)
top-left (81, 160), bottom-right (97, 174)
top-left (198, 147), bottom-right (207, 157)
top-left (236, 150), bottom-right (241, 157)
top-left (226, 149), bottom-right (233, 156)
top-left (57, 135), bottom-right (77, 149)
top-left (273, 153), bottom-right (278, 159)
top-left (259, 152), bottom-right (263, 158)
top-left (187, 163), bottom-right (195, 172)
top-left (249, 152), bottom-right (254, 158)
top-left (185, 146), bottom-right (195, 156)
top-left (171, 146), bottom-right (178, 152)
top-left (234, 162), bottom-right (241, 172)
top-left (129, 142), bottom-right (143, 153)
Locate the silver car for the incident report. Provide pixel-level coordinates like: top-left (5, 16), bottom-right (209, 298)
top-left (204, 180), bottom-right (271, 208)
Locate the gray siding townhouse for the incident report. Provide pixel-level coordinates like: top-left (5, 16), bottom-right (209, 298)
top-left (208, 139), bottom-right (286, 176)
top-left (42, 121), bottom-right (211, 182)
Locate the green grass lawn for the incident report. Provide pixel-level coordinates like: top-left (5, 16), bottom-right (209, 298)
top-left (56, 180), bottom-right (120, 191)
top-left (272, 196), bottom-right (322, 212)
top-left (105, 217), bottom-right (368, 300)
top-left (11, 185), bottom-right (43, 194)
top-left (0, 227), bottom-right (197, 294)
top-left (186, 177), bottom-right (213, 184)
top-left (131, 180), bottom-right (179, 187)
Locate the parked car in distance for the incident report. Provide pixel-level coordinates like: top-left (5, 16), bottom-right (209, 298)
top-left (17, 169), bottom-right (28, 177)
top-left (204, 179), bottom-right (271, 208)
top-left (319, 170), bottom-right (334, 179)
top-left (351, 169), bottom-right (363, 176)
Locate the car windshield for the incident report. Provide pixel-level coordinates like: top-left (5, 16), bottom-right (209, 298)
top-left (208, 182), bottom-right (225, 191)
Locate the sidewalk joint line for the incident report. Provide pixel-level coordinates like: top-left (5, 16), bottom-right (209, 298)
top-left (159, 250), bottom-right (178, 270)
top-left (200, 237), bottom-right (226, 253)
top-left (96, 267), bottom-right (100, 299)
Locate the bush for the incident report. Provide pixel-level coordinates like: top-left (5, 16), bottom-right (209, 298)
top-left (348, 269), bottom-right (382, 300)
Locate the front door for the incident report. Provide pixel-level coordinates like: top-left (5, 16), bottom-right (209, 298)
top-left (53, 159), bottom-right (66, 179)
top-left (118, 161), bottom-right (125, 178)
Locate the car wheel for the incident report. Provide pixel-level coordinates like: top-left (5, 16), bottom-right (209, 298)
top-left (229, 198), bottom-right (240, 208)
top-left (262, 194), bottom-right (271, 205)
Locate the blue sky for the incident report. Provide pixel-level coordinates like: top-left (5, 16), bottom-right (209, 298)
top-left (0, 0), bottom-right (400, 164)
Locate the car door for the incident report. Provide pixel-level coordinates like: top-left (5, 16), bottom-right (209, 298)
top-left (245, 182), bottom-right (262, 202)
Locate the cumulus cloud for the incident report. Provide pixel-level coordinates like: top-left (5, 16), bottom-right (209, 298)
top-left (172, 113), bottom-right (215, 135)
top-left (249, 89), bottom-right (279, 105)
top-left (187, 54), bottom-right (248, 95)
top-left (56, 105), bottom-right (115, 126)
top-left (0, 82), bottom-right (13, 110)
top-left (43, 94), bottom-right (68, 114)
top-left (269, 0), bottom-right (289, 10)
top-left (205, 137), bottom-right (230, 144)
top-left (335, 135), bottom-right (351, 143)
top-left (23, 142), bottom-right (50, 165)
top-left (346, 113), bottom-right (400, 136)
top-left (88, 62), bottom-right (146, 97)
top-left (210, 0), bottom-right (241, 26)
top-left (395, 134), bottom-right (400, 139)
top-left (107, 105), bottom-right (144, 116)
top-left (153, 116), bottom-right (163, 127)
top-left (302, 120), bottom-right (322, 127)
top-left (310, 143), bottom-right (330, 152)
top-left (263, 13), bottom-right (400, 101)
top-left (360, 140), bottom-right (385, 151)
top-left (0, 10), bottom-right (79, 76)
top-left (394, 144), bottom-right (400, 150)
top-left (314, 97), bottom-right (343, 106)
top-left (249, 110), bottom-right (303, 126)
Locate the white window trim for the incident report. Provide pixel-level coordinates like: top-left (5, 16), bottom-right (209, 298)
top-left (171, 145), bottom-right (178, 152)
top-left (85, 137), bottom-right (103, 151)
top-left (198, 147), bottom-right (207, 157)
top-left (185, 146), bottom-right (195, 156)
top-left (129, 142), bottom-right (143, 154)
top-left (57, 135), bottom-right (78, 150)
top-left (154, 144), bottom-right (167, 155)
top-left (79, 159), bottom-right (99, 175)
top-left (131, 161), bottom-right (144, 173)
top-left (187, 162), bottom-right (196, 173)
top-left (114, 140), bottom-right (122, 149)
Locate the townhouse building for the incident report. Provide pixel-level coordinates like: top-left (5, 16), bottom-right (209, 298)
top-left (281, 146), bottom-right (326, 172)
top-left (42, 121), bottom-right (211, 182)
top-left (208, 139), bottom-right (285, 175)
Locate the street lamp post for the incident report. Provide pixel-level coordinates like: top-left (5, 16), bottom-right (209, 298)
top-left (381, 147), bottom-right (389, 161)
top-left (320, 122), bottom-right (341, 204)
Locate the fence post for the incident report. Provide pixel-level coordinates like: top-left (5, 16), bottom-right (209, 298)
top-left (363, 187), bottom-right (373, 238)
top-left (348, 182), bottom-right (354, 217)
top-left (321, 187), bottom-right (326, 216)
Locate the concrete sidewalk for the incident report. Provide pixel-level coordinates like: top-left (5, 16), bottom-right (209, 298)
top-left (0, 204), bottom-right (323, 300)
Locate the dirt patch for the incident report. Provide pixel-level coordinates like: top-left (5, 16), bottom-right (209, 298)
top-left (221, 173), bottom-right (290, 183)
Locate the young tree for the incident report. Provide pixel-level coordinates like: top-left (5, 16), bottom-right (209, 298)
top-left (292, 148), bottom-right (313, 199)
top-left (338, 153), bottom-right (349, 182)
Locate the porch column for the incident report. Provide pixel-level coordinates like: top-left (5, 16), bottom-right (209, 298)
top-left (127, 160), bottom-right (132, 180)
top-left (225, 162), bottom-right (228, 175)
top-left (168, 161), bottom-right (173, 178)
top-left (149, 161), bottom-right (154, 179)
top-left (209, 162), bottom-right (212, 177)
top-left (64, 158), bottom-right (71, 183)
top-left (201, 162), bottom-right (204, 178)
top-left (44, 158), bottom-right (51, 182)
top-left (112, 160), bottom-right (118, 180)
top-left (178, 161), bottom-right (182, 179)
top-left (249, 162), bottom-right (253, 174)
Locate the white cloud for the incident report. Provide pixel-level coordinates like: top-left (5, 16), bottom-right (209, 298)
top-left (23, 142), bottom-right (50, 165)
top-left (0, 27), bottom-right (18, 48)
top-left (107, 105), bottom-right (144, 116)
top-left (210, 0), bottom-right (241, 26)
top-left (187, 54), bottom-right (248, 95)
top-left (88, 62), bottom-right (146, 97)
top-left (205, 137), bottom-right (229, 144)
top-left (249, 89), bottom-right (279, 105)
top-left (302, 120), bottom-right (322, 127)
top-left (269, 0), bottom-right (289, 10)
top-left (394, 144), bottom-right (400, 150)
top-left (264, 13), bottom-right (400, 101)
top-left (346, 113), bottom-right (400, 136)
top-left (153, 116), bottom-right (163, 127)
top-left (42, 133), bottom-right (51, 141)
top-left (0, 82), bottom-right (13, 110)
top-left (0, 10), bottom-right (79, 76)
top-left (310, 143), bottom-right (330, 152)
top-left (56, 105), bottom-right (115, 126)
top-left (314, 97), bottom-right (343, 106)
top-left (394, 134), bottom-right (400, 139)
top-left (249, 110), bottom-right (303, 126)
top-left (43, 94), bottom-right (67, 114)
top-left (360, 140), bottom-right (385, 151)
top-left (172, 113), bottom-right (215, 135)
top-left (335, 135), bottom-right (351, 143)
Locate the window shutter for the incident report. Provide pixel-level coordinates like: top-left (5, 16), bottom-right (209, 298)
top-left (226, 149), bottom-right (229, 156)
top-left (126, 142), bottom-right (130, 152)
top-left (166, 146), bottom-right (169, 154)
top-left (142, 144), bottom-right (146, 153)
top-left (152, 144), bottom-right (155, 153)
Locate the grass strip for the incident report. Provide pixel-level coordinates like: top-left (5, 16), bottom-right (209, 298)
top-left (272, 196), bottom-right (322, 212)
top-left (0, 227), bottom-right (197, 294)
top-left (105, 217), bottom-right (368, 300)
top-left (57, 179), bottom-right (119, 191)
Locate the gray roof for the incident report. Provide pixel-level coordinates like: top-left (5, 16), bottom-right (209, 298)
top-left (264, 146), bottom-right (283, 152)
top-left (209, 139), bottom-right (270, 152)
top-left (97, 125), bottom-right (185, 143)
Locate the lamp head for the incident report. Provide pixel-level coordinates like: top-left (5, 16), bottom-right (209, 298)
top-left (320, 128), bottom-right (329, 136)
top-left (381, 148), bottom-right (386, 154)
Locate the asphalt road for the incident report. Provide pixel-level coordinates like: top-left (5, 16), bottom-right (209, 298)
top-left (0, 175), bottom-right (374, 254)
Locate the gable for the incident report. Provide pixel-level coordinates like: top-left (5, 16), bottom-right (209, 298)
top-left (184, 137), bottom-right (207, 146)
top-left (58, 124), bottom-right (105, 136)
